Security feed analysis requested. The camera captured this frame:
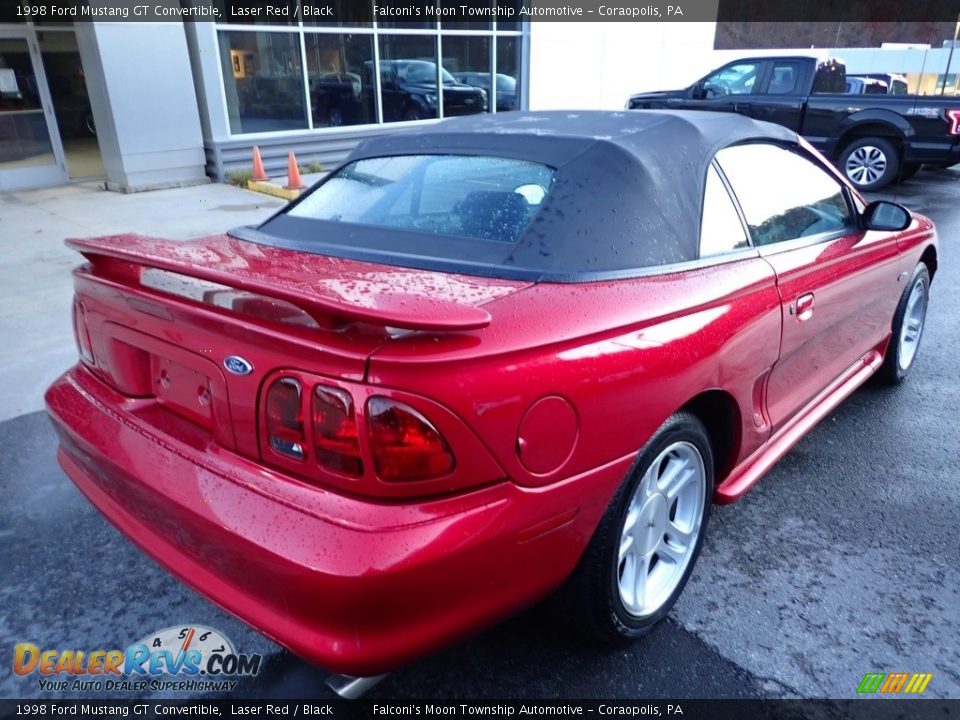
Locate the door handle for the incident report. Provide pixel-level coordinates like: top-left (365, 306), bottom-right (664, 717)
top-left (791, 293), bottom-right (815, 321)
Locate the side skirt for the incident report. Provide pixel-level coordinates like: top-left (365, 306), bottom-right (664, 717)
top-left (714, 348), bottom-right (884, 504)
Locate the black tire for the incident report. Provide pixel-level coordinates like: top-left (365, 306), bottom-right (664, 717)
top-left (877, 262), bottom-right (930, 385)
top-left (897, 162), bottom-right (922, 183)
top-left (839, 137), bottom-right (900, 191)
top-left (327, 108), bottom-right (344, 127)
top-left (554, 412), bottom-right (714, 643)
top-left (403, 107), bottom-right (423, 122)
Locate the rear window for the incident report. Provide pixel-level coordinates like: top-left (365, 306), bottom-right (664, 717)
top-left (287, 155), bottom-right (557, 244)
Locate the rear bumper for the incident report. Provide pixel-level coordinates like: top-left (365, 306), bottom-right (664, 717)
top-left (46, 366), bottom-right (627, 675)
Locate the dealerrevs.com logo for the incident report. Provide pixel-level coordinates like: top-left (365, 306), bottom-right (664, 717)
top-left (13, 625), bottom-right (262, 693)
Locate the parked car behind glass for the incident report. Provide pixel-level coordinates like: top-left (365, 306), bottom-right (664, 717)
top-left (371, 59), bottom-right (487, 122)
top-left (453, 72), bottom-right (517, 111)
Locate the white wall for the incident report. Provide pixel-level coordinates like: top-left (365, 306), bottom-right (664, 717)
top-left (528, 22), bottom-right (721, 110)
top-left (528, 23), bottom-right (960, 111)
top-left (77, 22), bottom-right (208, 192)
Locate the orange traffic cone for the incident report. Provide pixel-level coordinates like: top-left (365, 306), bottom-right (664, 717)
top-left (285, 151), bottom-right (304, 190)
top-left (251, 146), bottom-right (267, 182)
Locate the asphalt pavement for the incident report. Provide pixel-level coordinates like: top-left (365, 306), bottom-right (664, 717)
top-left (1, 169), bottom-right (957, 701)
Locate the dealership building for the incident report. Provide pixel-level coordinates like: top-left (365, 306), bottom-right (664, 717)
top-left (1, 6), bottom-right (957, 192)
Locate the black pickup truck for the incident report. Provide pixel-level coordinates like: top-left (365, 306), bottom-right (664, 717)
top-left (627, 56), bottom-right (960, 191)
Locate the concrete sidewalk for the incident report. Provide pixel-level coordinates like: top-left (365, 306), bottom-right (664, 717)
top-left (0, 181), bottom-right (286, 422)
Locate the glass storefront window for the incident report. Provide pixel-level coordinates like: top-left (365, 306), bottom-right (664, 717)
top-left (496, 36), bottom-right (522, 112)
top-left (305, 33), bottom-right (375, 127)
top-left (218, 31), bottom-right (307, 134)
top-left (442, 36), bottom-right (492, 116)
top-left (377, 35), bottom-right (439, 123)
top-left (0, 38), bottom-right (56, 171)
top-left (213, 23), bottom-right (525, 135)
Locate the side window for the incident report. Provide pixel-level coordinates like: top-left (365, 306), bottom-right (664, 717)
top-left (700, 165), bottom-right (749, 258)
top-left (812, 59), bottom-right (846, 94)
top-left (702, 62), bottom-right (761, 98)
top-left (380, 66), bottom-right (398, 89)
top-left (766, 62), bottom-right (801, 95)
top-left (715, 144), bottom-right (854, 247)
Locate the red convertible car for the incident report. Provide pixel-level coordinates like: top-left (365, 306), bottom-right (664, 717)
top-left (46, 111), bottom-right (937, 679)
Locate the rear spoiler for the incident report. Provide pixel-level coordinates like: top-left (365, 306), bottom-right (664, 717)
top-left (66, 234), bottom-right (493, 332)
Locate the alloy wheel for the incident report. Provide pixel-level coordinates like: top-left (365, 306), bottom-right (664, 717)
top-left (845, 145), bottom-right (888, 186)
top-left (617, 441), bottom-right (706, 618)
top-left (898, 276), bottom-right (928, 371)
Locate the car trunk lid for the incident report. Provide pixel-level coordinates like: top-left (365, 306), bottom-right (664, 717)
top-left (68, 233), bottom-right (530, 458)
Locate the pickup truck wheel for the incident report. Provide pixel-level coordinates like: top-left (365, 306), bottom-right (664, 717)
top-left (840, 137), bottom-right (900, 191)
top-left (553, 412), bottom-right (713, 643)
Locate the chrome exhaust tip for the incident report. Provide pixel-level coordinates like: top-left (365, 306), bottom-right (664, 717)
top-left (325, 672), bottom-right (388, 699)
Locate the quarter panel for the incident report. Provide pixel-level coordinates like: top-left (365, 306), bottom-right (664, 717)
top-left (369, 258), bottom-right (783, 488)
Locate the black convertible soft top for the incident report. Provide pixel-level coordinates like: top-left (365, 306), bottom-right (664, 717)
top-left (242, 110), bottom-right (799, 282)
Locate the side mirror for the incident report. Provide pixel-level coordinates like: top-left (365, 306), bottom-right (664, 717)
top-left (690, 82), bottom-right (705, 100)
top-left (862, 200), bottom-right (911, 232)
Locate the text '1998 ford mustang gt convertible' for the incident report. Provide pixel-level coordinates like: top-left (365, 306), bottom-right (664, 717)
top-left (46, 111), bottom-right (937, 678)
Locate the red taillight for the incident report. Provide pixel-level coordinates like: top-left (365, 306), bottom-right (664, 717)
top-left (72, 300), bottom-right (94, 364)
top-left (367, 397), bottom-right (455, 482)
top-left (948, 109), bottom-right (960, 136)
top-left (266, 378), bottom-right (305, 460)
top-left (312, 385), bottom-right (363, 477)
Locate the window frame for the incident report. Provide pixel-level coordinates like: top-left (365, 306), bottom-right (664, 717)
top-left (761, 60), bottom-right (805, 97)
top-left (698, 59), bottom-right (766, 100)
top-left (697, 160), bottom-right (755, 260)
top-left (716, 140), bottom-right (861, 256)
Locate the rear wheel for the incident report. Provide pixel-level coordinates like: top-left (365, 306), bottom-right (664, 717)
top-left (877, 263), bottom-right (930, 384)
top-left (840, 137), bottom-right (900, 191)
top-left (556, 412), bottom-right (713, 642)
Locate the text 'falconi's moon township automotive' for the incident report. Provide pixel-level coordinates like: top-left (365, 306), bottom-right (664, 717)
top-left (45, 111), bottom-right (938, 679)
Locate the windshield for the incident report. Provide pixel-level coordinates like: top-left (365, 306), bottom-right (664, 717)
top-left (497, 74), bottom-right (517, 93)
top-left (402, 61), bottom-right (457, 85)
top-left (283, 155), bottom-right (556, 243)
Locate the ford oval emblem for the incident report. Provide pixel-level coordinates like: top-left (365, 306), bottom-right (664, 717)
top-left (223, 356), bottom-right (254, 376)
